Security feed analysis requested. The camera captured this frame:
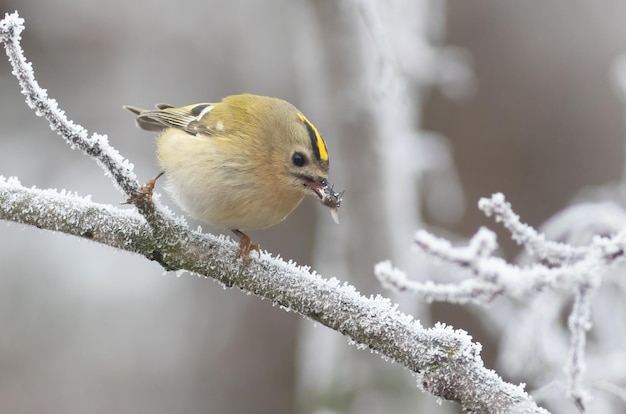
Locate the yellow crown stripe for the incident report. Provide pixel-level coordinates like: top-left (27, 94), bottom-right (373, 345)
top-left (298, 113), bottom-right (329, 162)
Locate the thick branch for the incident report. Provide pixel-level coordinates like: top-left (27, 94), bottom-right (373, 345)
top-left (0, 178), bottom-right (546, 413)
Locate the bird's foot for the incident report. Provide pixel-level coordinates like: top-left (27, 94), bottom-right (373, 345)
top-left (236, 234), bottom-right (260, 265)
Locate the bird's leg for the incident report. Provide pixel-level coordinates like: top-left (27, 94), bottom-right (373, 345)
top-left (124, 171), bottom-right (165, 204)
top-left (232, 229), bottom-right (260, 264)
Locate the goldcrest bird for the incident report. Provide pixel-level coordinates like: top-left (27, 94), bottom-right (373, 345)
top-left (124, 94), bottom-right (343, 262)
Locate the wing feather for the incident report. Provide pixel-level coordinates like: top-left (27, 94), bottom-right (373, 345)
top-left (124, 103), bottom-right (216, 135)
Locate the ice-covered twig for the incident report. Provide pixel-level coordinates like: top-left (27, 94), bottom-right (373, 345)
top-left (377, 227), bottom-right (601, 304)
top-left (566, 281), bottom-right (596, 412)
top-left (377, 194), bottom-right (626, 302)
top-left (0, 8), bottom-right (208, 295)
top-left (0, 12), bottom-right (173, 229)
top-left (479, 193), bottom-right (587, 266)
top-left (0, 12), bottom-right (552, 412)
top-left (0, 13), bottom-right (137, 197)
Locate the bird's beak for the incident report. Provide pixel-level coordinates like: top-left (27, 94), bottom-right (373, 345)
top-left (305, 177), bottom-right (344, 224)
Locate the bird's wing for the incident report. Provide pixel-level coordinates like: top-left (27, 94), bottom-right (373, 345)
top-left (124, 103), bottom-right (217, 135)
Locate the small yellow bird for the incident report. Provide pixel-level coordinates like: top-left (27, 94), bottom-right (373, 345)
top-left (124, 94), bottom-right (342, 261)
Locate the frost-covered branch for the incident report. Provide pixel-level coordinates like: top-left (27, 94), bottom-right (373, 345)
top-left (0, 11), bottom-right (171, 229)
top-left (0, 178), bottom-right (547, 414)
top-left (566, 282), bottom-right (596, 412)
top-left (0, 12), bottom-right (549, 413)
top-left (0, 14), bottom-right (135, 195)
top-left (376, 193), bottom-right (626, 411)
top-left (478, 193), bottom-right (588, 266)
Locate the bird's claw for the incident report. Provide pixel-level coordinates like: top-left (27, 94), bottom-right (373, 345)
top-left (236, 234), bottom-right (260, 265)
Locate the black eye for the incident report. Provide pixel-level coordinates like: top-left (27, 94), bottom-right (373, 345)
top-left (292, 152), bottom-right (307, 167)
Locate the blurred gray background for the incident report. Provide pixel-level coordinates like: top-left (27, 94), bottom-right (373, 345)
top-left (1, 1), bottom-right (625, 413)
